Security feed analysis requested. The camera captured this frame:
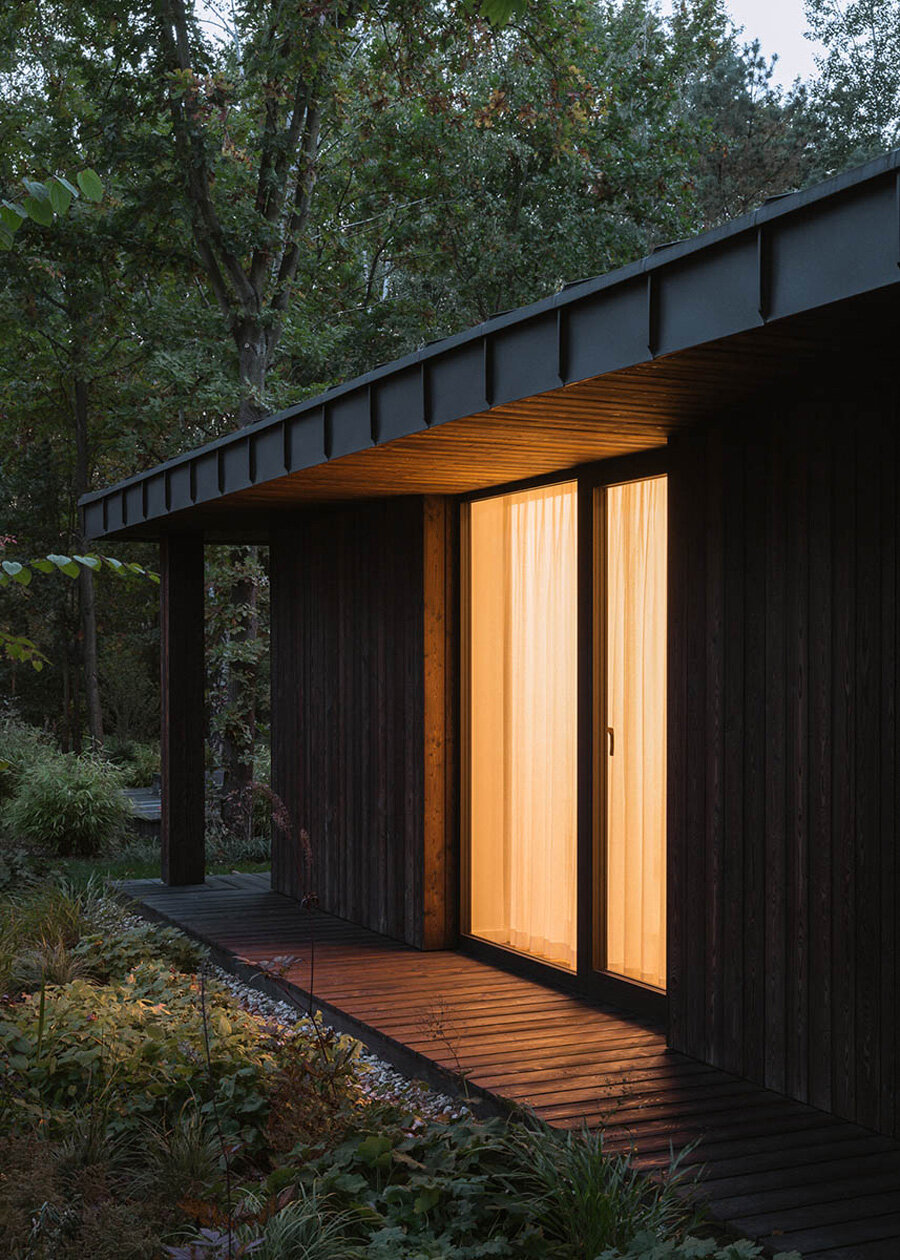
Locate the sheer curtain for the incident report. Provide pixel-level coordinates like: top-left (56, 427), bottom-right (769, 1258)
top-left (605, 477), bottom-right (667, 990)
top-left (468, 482), bottom-right (578, 970)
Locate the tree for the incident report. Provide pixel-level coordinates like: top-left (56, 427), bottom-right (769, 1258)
top-left (0, 170), bottom-right (112, 736)
top-left (804, 0), bottom-right (900, 173)
top-left (0, 0), bottom-right (812, 776)
top-left (0, 547), bottom-right (158, 683)
top-left (143, 0), bottom-right (608, 821)
top-left (668, 2), bottom-right (811, 225)
top-left (150, 0), bottom-right (581, 423)
top-left (0, 8), bottom-right (235, 746)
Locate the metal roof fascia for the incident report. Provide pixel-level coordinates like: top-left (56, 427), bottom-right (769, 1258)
top-left (80, 147), bottom-right (900, 540)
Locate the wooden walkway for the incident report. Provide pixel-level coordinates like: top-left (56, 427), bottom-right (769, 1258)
top-left (119, 874), bottom-right (900, 1259)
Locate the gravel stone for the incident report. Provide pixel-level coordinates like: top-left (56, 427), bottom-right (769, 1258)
top-left (110, 895), bottom-right (470, 1121)
top-left (207, 962), bottom-right (470, 1121)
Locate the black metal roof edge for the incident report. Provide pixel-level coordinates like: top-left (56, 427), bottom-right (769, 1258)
top-left (80, 146), bottom-right (900, 528)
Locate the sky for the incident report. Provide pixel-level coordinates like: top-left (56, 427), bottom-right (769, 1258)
top-left (718, 0), bottom-right (824, 87)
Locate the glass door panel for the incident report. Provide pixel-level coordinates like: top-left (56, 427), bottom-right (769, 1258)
top-left (466, 482), bottom-right (578, 971)
top-left (603, 477), bottom-right (667, 990)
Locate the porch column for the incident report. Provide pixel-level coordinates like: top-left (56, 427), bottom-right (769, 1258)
top-left (160, 533), bottom-right (205, 885)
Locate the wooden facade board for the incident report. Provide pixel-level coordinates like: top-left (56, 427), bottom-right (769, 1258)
top-left (667, 370), bottom-right (900, 1138)
top-left (269, 498), bottom-right (455, 949)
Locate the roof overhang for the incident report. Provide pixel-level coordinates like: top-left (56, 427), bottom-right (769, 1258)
top-left (82, 149), bottom-right (900, 544)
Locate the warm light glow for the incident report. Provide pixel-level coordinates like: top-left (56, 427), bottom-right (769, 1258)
top-left (605, 477), bottom-right (667, 991)
top-left (467, 482), bottom-right (578, 970)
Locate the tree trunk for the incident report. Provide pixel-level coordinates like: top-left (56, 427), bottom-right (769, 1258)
top-left (236, 319), bottom-right (270, 425)
top-left (218, 323), bottom-right (269, 836)
top-left (73, 375), bottom-right (104, 747)
top-left (62, 647), bottom-right (71, 753)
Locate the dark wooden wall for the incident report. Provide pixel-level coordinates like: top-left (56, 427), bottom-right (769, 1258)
top-left (269, 497), bottom-right (457, 949)
top-left (667, 368), bottom-right (900, 1139)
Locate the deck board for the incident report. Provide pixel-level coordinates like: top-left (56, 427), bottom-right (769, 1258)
top-left (118, 874), bottom-right (900, 1256)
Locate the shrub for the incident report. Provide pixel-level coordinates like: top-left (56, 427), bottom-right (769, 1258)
top-left (0, 962), bottom-right (278, 1144)
top-left (205, 808), bottom-right (271, 866)
top-left (0, 713), bottom-right (55, 803)
top-left (10, 934), bottom-right (89, 989)
top-left (241, 1186), bottom-right (361, 1260)
top-left (499, 1121), bottom-right (693, 1255)
top-left (296, 1115), bottom-right (542, 1258)
top-left (107, 739), bottom-right (161, 789)
top-left (138, 1110), bottom-right (222, 1200)
top-left (0, 871), bottom-right (108, 987)
top-left (0, 845), bottom-right (56, 893)
top-left (73, 917), bottom-right (208, 982)
top-left (4, 875), bottom-right (107, 942)
top-left (4, 751), bottom-right (130, 856)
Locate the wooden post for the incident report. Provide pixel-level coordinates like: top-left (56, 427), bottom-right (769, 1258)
top-left (160, 534), bottom-right (206, 885)
top-left (422, 496), bottom-right (458, 949)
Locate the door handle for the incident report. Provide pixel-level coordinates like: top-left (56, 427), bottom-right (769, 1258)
top-left (607, 726), bottom-right (614, 757)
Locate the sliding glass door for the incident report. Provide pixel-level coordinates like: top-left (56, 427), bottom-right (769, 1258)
top-left (599, 477), bottom-right (667, 991)
top-left (463, 469), bottom-right (667, 996)
top-left (464, 482), bottom-right (578, 971)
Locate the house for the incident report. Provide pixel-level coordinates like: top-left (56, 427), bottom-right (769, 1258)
top-left (82, 149), bottom-right (900, 1144)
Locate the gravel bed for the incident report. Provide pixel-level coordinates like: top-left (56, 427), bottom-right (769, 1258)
top-left (114, 899), bottom-right (470, 1125)
top-left (209, 962), bottom-right (470, 1123)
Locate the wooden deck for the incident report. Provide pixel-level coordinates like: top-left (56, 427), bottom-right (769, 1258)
top-left (118, 874), bottom-right (900, 1259)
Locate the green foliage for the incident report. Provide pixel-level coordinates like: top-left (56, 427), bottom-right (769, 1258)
top-left (72, 917), bottom-right (208, 983)
top-left (594, 1235), bottom-right (801, 1260)
top-left (294, 1116), bottom-right (545, 1257)
top-left (10, 934), bottom-right (90, 990)
top-left (106, 739), bottom-right (161, 788)
top-left (0, 552), bottom-right (159, 676)
top-left (0, 628), bottom-right (49, 670)
top-left (1, 876), bottom-right (102, 951)
top-left (0, 712), bottom-right (56, 800)
top-left (0, 844), bottom-right (56, 893)
top-left (499, 1121), bottom-right (693, 1255)
top-left (238, 1186), bottom-right (362, 1260)
top-left (4, 751), bottom-right (130, 856)
top-left (0, 961), bottom-right (276, 1142)
top-left (0, 169), bottom-right (102, 249)
top-left (0, 878), bottom-right (805, 1260)
top-left (52, 1102), bottom-right (139, 1192)
top-left (138, 1109), bottom-right (223, 1200)
top-left (0, 0), bottom-right (818, 756)
top-left (206, 817), bottom-right (272, 867)
top-left (0, 877), bottom-right (99, 991)
top-left (805, 0), bottom-right (900, 172)
top-left (0, 552), bottom-right (158, 587)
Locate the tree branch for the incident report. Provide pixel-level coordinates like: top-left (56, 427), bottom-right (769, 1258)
top-left (270, 102), bottom-right (322, 315)
top-left (157, 0), bottom-right (257, 314)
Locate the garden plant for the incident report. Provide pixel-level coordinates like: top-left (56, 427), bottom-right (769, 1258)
top-left (0, 870), bottom-right (802, 1259)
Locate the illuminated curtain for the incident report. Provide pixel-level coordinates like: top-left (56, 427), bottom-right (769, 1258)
top-left (605, 477), bottom-right (667, 990)
top-left (468, 482), bottom-right (578, 970)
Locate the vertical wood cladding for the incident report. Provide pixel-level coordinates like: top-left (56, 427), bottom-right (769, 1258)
top-left (270, 496), bottom-right (456, 949)
top-left (668, 373), bottom-right (900, 1138)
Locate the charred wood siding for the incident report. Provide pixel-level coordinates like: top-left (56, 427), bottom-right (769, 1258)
top-left (668, 376), bottom-right (900, 1138)
top-left (269, 497), bottom-right (456, 949)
